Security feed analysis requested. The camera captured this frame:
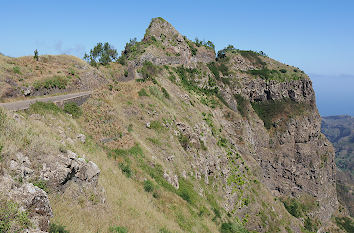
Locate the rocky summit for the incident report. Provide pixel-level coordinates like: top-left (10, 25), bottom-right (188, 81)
top-left (0, 17), bottom-right (352, 233)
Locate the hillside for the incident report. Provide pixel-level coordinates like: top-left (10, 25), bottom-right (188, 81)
top-left (0, 17), bottom-right (352, 233)
top-left (321, 115), bottom-right (354, 217)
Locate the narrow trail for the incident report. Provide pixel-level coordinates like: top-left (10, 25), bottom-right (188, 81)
top-left (0, 91), bottom-right (92, 111)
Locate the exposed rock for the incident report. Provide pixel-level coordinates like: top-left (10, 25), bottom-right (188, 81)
top-left (0, 175), bottom-right (52, 232)
top-left (40, 150), bottom-right (100, 191)
top-left (76, 133), bottom-right (86, 143)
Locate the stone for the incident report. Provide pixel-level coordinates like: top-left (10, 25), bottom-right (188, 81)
top-left (77, 134), bottom-right (86, 143)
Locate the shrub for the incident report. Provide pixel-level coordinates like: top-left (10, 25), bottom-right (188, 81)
top-left (49, 223), bottom-right (69, 233)
top-left (119, 163), bottom-right (132, 178)
top-left (178, 134), bottom-right (189, 150)
top-left (234, 94), bottom-right (248, 117)
top-left (138, 88), bottom-right (148, 96)
top-left (12, 66), bottom-right (21, 74)
top-left (34, 49), bottom-right (39, 61)
top-left (161, 87), bottom-right (170, 99)
top-left (33, 76), bottom-right (68, 90)
top-left (185, 39), bottom-right (197, 56)
top-left (143, 180), bottom-right (154, 192)
top-left (63, 102), bottom-right (82, 118)
top-left (279, 69), bottom-right (287, 73)
top-left (83, 42), bottom-right (118, 67)
top-left (139, 61), bottom-right (160, 81)
top-left (29, 102), bottom-right (61, 115)
top-left (109, 226), bottom-right (128, 233)
top-left (282, 198), bottom-right (303, 218)
top-left (304, 217), bottom-right (317, 232)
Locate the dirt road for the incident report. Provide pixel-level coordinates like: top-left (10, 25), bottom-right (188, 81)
top-left (0, 91), bottom-right (92, 111)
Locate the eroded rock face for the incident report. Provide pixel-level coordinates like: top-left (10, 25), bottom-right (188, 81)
top-left (2, 149), bottom-right (101, 232)
top-left (132, 17), bottom-right (215, 67)
top-left (0, 175), bottom-right (52, 232)
top-left (40, 150), bottom-right (100, 191)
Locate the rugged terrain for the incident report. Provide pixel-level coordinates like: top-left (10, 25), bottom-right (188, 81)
top-left (321, 115), bottom-right (354, 217)
top-left (0, 17), bottom-right (353, 233)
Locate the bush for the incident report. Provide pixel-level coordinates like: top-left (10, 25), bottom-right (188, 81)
top-left (109, 226), bottom-right (128, 233)
top-left (63, 102), bottom-right (82, 118)
top-left (282, 198), bottom-right (303, 218)
top-left (29, 102), bottom-right (61, 115)
top-left (119, 163), bottom-right (132, 178)
top-left (33, 76), bottom-right (68, 90)
top-left (84, 42), bottom-right (118, 67)
top-left (161, 87), bottom-right (170, 99)
top-left (185, 39), bottom-right (197, 56)
top-left (143, 180), bottom-right (154, 192)
top-left (49, 223), bottom-right (69, 233)
top-left (139, 61), bottom-right (160, 81)
top-left (12, 66), bottom-right (21, 74)
top-left (138, 88), bottom-right (148, 96)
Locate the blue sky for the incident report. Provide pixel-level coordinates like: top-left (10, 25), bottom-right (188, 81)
top-left (1, 0), bottom-right (353, 115)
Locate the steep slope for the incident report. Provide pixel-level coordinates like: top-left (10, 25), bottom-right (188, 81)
top-left (0, 54), bottom-right (106, 100)
top-left (0, 17), bottom-right (351, 233)
top-left (321, 115), bottom-right (354, 216)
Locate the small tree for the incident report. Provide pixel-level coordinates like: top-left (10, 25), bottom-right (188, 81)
top-left (84, 42), bottom-right (118, 67)
top-left (34, 49), bottom-right (39, 61)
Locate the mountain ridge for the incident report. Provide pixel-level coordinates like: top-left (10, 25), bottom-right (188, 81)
top-left (0, 17), bottom-right (351, 233)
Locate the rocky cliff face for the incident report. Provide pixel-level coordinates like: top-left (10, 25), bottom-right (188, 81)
top-left (0, 18), bottom-right (344, 233)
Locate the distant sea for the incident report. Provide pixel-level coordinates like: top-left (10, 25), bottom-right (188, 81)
top-left (310, 74), bottom-right (354, 116)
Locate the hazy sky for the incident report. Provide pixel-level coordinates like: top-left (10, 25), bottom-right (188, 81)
top-left (1, 0), bottom-right (353, 115)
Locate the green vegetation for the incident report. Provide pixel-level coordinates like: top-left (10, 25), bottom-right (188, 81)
top-left (33, 179), bottom-right (49, 193)
top-left (161, 87), bottom-right (170, 99)
top-left (335, 217), bottom-right (354, 233)
top-left (28, 102), bottom-right (62, 115)
top-left (12, 66), bottom-right (21, 74)
top-left (220, 222), bottom-right (249, 233)
top-left (185, 39), bottom-right (197, 56)
top-left (194, 38), bottom-right (215, 51)
top-left (33, 76), bottom-right (69, 90)
top-left (234, 94), bottom-right (248, 117)
top-left (138, 88), bottom-right (149, 97)
top-left (251, 99), bottom-right (309, 129)
top-left (83, 42), bottom-right (118, 67)
top-left (139, 61), bottom-right (160, 82)
top-left (248, 68), bottom-right (301, 82)
top-left (239, 50), bottom-right (266, 67)
top-left (119, 163), bottom-right (132, 178)
top-left (143, 180), bottom-right (154, 192)
top-left (150, 120), bottom-right (165, 132)
top-left (109, 226), bottom-right (128, 233)
top-left (109, 144), bottom-right (144, 159)
top-left (49, 223), bottom-right (69, 233)
top-left (34, 49), bottom-right (39, 61)
top-left (63, 102), bottom-right (82, 118)
top-left (176, 178), bottom-right (198, 205)
top-left (0, 198), bottom-right (32, 232)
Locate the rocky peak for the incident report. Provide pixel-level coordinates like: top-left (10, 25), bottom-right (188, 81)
top-left (143, 17), bottom-right (184, 43)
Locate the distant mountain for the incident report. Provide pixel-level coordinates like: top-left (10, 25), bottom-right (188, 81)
top-left (321, 115), bottom-right (354, 216)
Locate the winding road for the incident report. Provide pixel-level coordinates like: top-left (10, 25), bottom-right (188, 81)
top-left (0, 91), bottom-right (92, 111)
